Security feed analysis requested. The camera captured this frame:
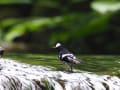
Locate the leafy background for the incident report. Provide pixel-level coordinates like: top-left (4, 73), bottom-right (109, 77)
top-left (0, 0), bottom-right (120, 54)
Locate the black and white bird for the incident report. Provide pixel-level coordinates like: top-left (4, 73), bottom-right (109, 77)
top-left (54, 43), bottom-right (81, 72)
top-left (0, 47), bottom-right (4, 57)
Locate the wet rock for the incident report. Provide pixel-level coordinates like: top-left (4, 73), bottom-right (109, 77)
top-left (0, 58), bottom-right (120, 90)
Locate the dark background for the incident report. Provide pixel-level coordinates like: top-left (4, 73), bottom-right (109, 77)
top-left (0, 0), bottom-right (120, 54)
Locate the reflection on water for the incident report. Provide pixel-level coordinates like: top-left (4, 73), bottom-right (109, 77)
top-left (5, 54), bottom-right (120, 75)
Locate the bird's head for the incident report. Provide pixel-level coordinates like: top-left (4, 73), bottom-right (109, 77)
top-left (0, 47), bottom-right (4, 57)
top-left (53, 43), bottom-right (62, 49)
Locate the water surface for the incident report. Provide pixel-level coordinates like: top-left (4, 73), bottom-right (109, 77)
top-left (5, 53), bottom-right (120, 76)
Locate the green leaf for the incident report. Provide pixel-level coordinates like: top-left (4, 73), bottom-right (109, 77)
top-left (50, 13), bottom-right (110, 44)
top-left (0, 19), bottom-right (20, 28)
top-left (4, 24), bottom-right (26, 42)
top-left (0, 0), bottom-right (31, 4)
top-left (4, 17), bottom-right (62, 42)
top-left (26, 18), bottom-right (53, 31)
top-left (91, 1), bottom-right (120, 14)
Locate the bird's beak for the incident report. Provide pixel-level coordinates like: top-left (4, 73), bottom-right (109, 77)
top-left (52, 46), bottom-right (56, 49)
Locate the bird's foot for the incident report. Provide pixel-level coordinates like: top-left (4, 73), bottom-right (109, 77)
top-left (63, 70), bottom-right (74, 73)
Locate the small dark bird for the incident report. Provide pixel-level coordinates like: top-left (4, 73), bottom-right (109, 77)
top-left (53, 43), bottom-right (81, 72)
top-left (0, 47), bottom-right (4, 57)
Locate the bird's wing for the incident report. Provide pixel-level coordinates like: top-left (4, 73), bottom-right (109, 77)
top-left (62, 54), bottom-right (76, 59)
top-left (62, 54), bottom-right (80, 64)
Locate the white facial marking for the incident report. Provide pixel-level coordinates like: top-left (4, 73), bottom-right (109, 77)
top-left (55, 43), bottom-right (61, 48)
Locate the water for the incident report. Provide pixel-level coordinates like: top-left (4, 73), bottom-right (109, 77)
top-left (0, 58), bottom-right (120, 90)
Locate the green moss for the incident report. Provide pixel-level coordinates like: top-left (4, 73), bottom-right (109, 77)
top-left (41, 78), bottom-right (54, 90)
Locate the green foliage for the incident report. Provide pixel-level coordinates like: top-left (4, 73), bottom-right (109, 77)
top-left (0, 0), bottom-right (119, 51)
top-left (50, 13), bottom-right (110, 44)
top-left (91, 1), bottom-right (120, 14)
top-left (0, 19), bottom-right (21, 28)
top-left (5, 24), bottom-right (26, 42)
top-left (0, 0), bottom-right (31, 4)
top-left (0, 13), bottom-right (111, 44)
top-left (1, 17), bottom-right (62, 42)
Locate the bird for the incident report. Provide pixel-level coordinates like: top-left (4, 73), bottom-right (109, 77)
top-left (0, 47), bottom-right (4, 57)
top-left (53, 43), bottom-right (81, 72)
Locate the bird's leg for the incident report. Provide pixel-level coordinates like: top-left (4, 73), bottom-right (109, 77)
top-left (61, 61), bottom-right (69, 71)
top-left (67, 63), bottom-right (73, 72)
top-left (70, 63), bottom-right (73, 72)
top-left (64, 62), bottom-right (70, 71)
top-left (62, 61), bottom-right (73, 72)
top-left (70, 64), bottom-right (73, 72)
top-left (66, 63), bottom-right (71, 71)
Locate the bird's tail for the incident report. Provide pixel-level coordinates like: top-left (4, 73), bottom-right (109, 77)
top-left (72, 59), bottom-right (81, 64)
